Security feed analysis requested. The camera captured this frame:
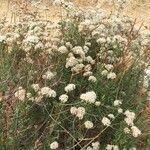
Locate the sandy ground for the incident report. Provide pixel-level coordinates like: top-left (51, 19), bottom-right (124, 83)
top-left (0, 0), bottom-right (150, 26)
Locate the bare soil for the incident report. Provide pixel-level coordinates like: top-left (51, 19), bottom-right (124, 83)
top-left (0, 0), bottom-right (150, 26)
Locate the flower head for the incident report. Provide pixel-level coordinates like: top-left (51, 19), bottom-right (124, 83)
top-left (80, 91), bottom-right (97, 103)
top-left (114, 100), bottom-right (122, 106)
top-left (58, 45), bottom-right (68, 53)
top-left (88, 76), bottom-right (97, 82)
top-left (31, 84), bottom-right (40, 92)
top-left (50, 141), bottom-right (59, 149)
top-left (15, 87), bottom-right (26, 101)
top-left (107, 72), bottom-right (116, 79)
top-left (65, 84), bottom-right (76, 92)
top-left (102, 117), bottom-right (111, 126)
top-left (59, 94), bottom-right (68, 103)
top-left (84, 121), bottom-right (94, 129)
top-left (131, 126), bottom-right (141, 137)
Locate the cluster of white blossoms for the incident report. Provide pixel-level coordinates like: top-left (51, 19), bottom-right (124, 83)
top-left (30, 84), bottom-right (57, 102)
top-left (72, 46), bottom-right (85, 58)
top-left (64, 83), bottom-right (76, 92)
top-left (105, 64), bottom-right (114, 71)
top-left (70, 107), bottom-right (85, 119)
top-left (66, 49), bottom-right (85, 72)
top-left (64, 45), bottom-right (96, 76)
top-left (106, 144), bottom-right (119, 150)
top-left (101, 64), bottom-right (116, 80)
top-left (101, 117), bottom-right (111, 126)
top-left (108, 114), bottom-right (115, 119)
top-left (113, 99), bottom-right (123, 113)
top-left (124, 110), bottom-right (141, 137)
top-left (65, 53), bottom-right (79, 68)
top-left (131, 126), bottom-right (142, 138)
top-left (95, 101), bottom-right (101, 106)
top-left (14, 87), bottom-right (26, 101)
top-left (59, 94), bottom-right (68, 103)
top-left (53, 0), bottom-right (63, 6)
top-left (86, 141), bottom-right (100, 150)
top-left (31, 84), bottom-right (40, 92)
top-left (124, 127), bottom-right (130, 134)
top-left (88, 76), bottom-right (97, 82)
top-left (80, 91), bottom-right (97, 103)
top-left (50, 141), bottom-right (59, 149)
top-left (0, 18), bottom-right (62, 64)
top-left (124, 110), bottom-right (135, 126)
top-left (53, 0), bottom-right (74, 11)
top-left (39, 87), bottom-right (56, 98)
top-left (117, 108), bottom-right (123, 114)
top-left (42, 71), bottom-right (56, 80)
top-left (24, 35), bottom-right (39, 44)
top-left (58, 45), bottom-right (68, 54)
top-left (114, 99), bottom-right (122, 106)
top-left (0, 35), bottom-right (6, 42)
top-left (107, 72), bottom-right (117, 80)
top-left (84, 120), bottom-right (94, 129)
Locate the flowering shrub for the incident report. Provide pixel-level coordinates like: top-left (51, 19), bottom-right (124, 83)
top-left (0, 0), bottom-right (150, 149)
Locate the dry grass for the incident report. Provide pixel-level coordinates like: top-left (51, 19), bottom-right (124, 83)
top-left (0, 0), bottom-right (150, 25)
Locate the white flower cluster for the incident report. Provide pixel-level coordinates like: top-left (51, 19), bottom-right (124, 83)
top-left (102, 117), bottom-right (111, 126)
top-left (131, 126), bottom-right (141, 138)
top-left (107, 72), bottom-right (117, 80)
top-left (65, 45), bottom-right (95, 76)
top-left (40, 87), bottom-right (56, 98)
top-left (58, 45), bottom-right (68, 53)
top-left (124, 110), bottom-right (141, 137)
top-left (0, 19), bottom-right (62, 62)
top-left (124, 110), bottom-right (135, 126)
top-left (31, 84), bottom-right (40, 92)
top-left (66, 53), bottom-right (79, 68)
top-left (53, 0), bottom-right (63, 6)
top-left (114, 100), bottom-right (122, 106)
top-left (113, 0), bottom-right (127, 10)
top-left (86, 141), bottom-right (100, 150)
top-left (42, 71), bottom-right (55, 80)
top-left (64, 83), bottom-right (76, 92)
top-left (53, 0), bottom-right (75, 13)
top-left (84, 120), bottom-right (94, 129)
top-left (124, 127), bottom-right (130, 134)
top-left (80, 91), bottom-right (97, 103)
top-left (59, 94), bottom-right (68, 103)
top-left (88, 76), bottom-right (97, 82)
top-left (72, 46), bottom-right (85, 58)
top-left (50, 141), bottom-right (59, 149)
top-left (0, 35), bottom-right (6, 42)
top-left (101, 64), bottom-right (116, 80)
top-left (118, 108), bottom-right (123, 114)
top-left (24, 35), bottom-right (39, 44)
top-left (14, 87), bottom-right (26, 101)
top-left (108, 114), bottom-right (115, 119)
top-left (30, 83), bottom-right (57, 103)
top-left (106, 144), bottom-right (119, 150)
top-left (70, 107), bottom-right (85, 119)
top-left (95, 101), bottom-right (101, 106)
